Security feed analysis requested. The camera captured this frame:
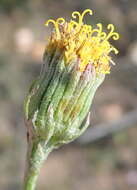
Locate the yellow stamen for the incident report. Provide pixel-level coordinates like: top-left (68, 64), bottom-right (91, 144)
top-left (105, 24), bottom-right (120, 41)
top-left (45, 9), bottom-right (120, 74)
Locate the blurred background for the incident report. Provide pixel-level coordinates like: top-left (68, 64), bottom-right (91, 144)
top-left (0, 0), bottom-right (137, 190)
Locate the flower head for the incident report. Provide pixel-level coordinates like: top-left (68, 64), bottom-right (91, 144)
top-left (24, 9), bottom-right (119, 149)
top-left (45, 9), bottom-right (119, 74)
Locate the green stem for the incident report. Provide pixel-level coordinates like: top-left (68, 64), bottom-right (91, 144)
top-left (24, 139), bottom-right (52, 190)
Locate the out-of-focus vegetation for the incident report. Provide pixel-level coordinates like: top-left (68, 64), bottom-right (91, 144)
top-left (0, 0), bottom-right (28, 13)
top-left (0, 0), bottom-right (137, 190)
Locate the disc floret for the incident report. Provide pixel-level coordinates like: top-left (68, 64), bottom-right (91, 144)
top-left (45, 9), bottom-right (119, 74)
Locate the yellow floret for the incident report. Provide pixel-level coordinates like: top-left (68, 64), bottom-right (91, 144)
top-left (45, 9), bottom-right (120, 74)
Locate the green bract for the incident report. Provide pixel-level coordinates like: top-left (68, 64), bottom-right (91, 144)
top-left (24, 49), bottom-right (105, 149)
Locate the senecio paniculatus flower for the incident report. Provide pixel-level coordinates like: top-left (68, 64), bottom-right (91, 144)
top-left (24, 9), bottom-right (119, 190)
